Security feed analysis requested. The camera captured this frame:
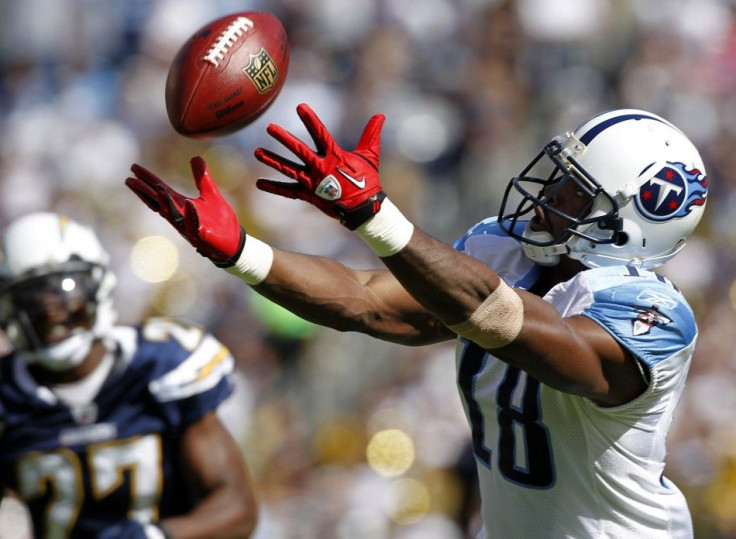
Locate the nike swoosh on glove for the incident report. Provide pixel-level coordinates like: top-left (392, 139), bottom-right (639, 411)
top-left (125, 156), bottom-right (245, 266)
top-left (255, 103), bottom-right (387, 230)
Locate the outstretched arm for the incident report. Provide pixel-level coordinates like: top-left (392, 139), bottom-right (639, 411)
top-left (124, 159), bottom-right (453, 346)
top-left (254, 249), bottom-right (454, 345)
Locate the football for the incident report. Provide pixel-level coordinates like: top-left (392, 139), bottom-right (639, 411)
top-left (165, 11), bottom-right (290, 138)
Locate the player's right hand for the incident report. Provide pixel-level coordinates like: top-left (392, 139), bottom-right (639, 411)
top-left (125, 157), bottom-right (244, 266)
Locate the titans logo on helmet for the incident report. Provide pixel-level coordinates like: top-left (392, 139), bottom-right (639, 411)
top-left (634, 161), bottom-right (708, 222)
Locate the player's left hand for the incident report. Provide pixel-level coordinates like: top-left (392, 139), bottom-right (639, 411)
top-left (125, 157), bottom-right (244, 266)
top-left (255, 103), bottom-right (387, 230)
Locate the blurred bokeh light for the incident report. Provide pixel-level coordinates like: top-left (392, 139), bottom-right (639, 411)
top-left (383, 478), bottom-right (431, 525)
top-left (367, 429), bottom-right (416, 477)
top-left (130, 235), bottom-right (179, 283)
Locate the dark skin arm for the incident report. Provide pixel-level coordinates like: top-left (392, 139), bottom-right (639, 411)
top-left (159, 412), bottom-right (258, 539)
top-left (252, 248), bottom-right (456, 346)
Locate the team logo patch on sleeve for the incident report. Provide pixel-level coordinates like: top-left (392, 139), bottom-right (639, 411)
top-left (635, 161), bottom-right (708, 222)
top-left (632, 304), bottom-right (673, 336)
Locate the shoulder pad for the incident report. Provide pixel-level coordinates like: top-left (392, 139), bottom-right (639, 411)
top-left (140, 318), bottom-right (235, 403)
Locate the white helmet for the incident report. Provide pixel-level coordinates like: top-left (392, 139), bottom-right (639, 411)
top-left (498, 109), bottom-right (708, 269)
top-left (0, 212), bottom-right (117, 370)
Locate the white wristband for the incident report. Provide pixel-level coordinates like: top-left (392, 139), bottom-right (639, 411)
top-left (356, 198), bottom-right (414, 257)
top-left (224, 234), bottom-right (274, 285)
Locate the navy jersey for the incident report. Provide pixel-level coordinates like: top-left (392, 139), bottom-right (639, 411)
top-left (0, 318), bottom-right (235, 538)
top-left (454, 218), bottom-right (696, 539)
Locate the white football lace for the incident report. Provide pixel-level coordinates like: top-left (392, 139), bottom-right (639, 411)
top-left (203, 16), bottom-right (255, 67)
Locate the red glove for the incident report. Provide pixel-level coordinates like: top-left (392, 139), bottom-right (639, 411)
top-left (255, 103), bottom-right (386, 230)
top-left (124, 157), bottom-right (244, 266)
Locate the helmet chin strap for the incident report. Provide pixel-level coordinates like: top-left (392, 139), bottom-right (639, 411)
top-left (520, 228), bottom-right (568, 266)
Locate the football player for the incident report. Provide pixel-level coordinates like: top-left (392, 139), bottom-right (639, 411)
top-left (127, 106), bottom-right (707, 538)
top-left (0, 212), bottom-right (258, 538)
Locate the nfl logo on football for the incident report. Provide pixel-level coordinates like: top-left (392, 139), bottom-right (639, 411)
top-left (243, 49), bottom-right (278, 93)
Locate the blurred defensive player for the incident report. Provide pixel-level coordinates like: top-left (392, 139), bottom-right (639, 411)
top-left (0, 212), bottom-right (258, 538)
top-left (127, 106), bottom-right (707, 538)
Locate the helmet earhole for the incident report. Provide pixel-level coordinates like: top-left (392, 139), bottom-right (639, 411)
top-left (614, 232), bottom-right (629, 247)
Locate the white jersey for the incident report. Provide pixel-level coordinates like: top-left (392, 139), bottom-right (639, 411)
top-left (454, 218), bottom-right (695, 539)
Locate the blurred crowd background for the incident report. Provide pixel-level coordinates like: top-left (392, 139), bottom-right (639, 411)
top-left (2, 0), bottom-right (736, 537)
